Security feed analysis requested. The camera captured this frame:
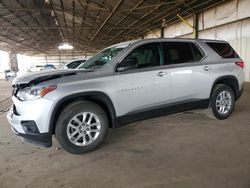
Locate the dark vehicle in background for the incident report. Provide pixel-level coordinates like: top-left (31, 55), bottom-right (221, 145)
top-left (44, 64), bottom-right (56, 70)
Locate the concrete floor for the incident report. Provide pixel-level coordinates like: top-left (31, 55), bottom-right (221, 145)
top-left (0, 80), bottom-right (250, 188)
top-left (0, 80), bottom-right (12, 101)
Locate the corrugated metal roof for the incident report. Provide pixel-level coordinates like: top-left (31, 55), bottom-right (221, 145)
top-left (0, 0), bottom-right (226, 55)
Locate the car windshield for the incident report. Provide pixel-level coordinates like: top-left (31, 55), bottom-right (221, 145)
top-left (78, 46), bottom-right (126, 69)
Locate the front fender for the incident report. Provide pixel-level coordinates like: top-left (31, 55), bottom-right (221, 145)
top-left (48, 91), bottom-right (117, 135)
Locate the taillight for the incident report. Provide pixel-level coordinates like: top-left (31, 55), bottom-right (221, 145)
top-left (235, 61), bottom-right (244, 69)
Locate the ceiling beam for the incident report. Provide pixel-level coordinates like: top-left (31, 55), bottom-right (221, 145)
top-left (59, 0), bottom-right (69, 41)
top-left (0, 1), bottom-right (47, 48)
top-left (77, 0), bottom-right (90, 42)
top-left (119, 0), bottom-right (196, 40)
top-left (0, 35), bottom-right (44, 52)
top-left (81, 0), bottom-right (106, 52)
top-left (123, 0), bottom-right (225, 42)
top-left (0, 15), bottom-right (45, 52)
top-left (14, 0), bottom-right (53, 39)
top-left (0, 7), bottom-right (108, 12)
top-left (100, 0), bottom-right (144, 41)
top-left (104, 0), bottom-right (179, 45)
top-left (88, 0), bottom-right (123, 46)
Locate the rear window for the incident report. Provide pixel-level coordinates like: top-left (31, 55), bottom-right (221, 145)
top-left (163, 42), bottom-right (204, 65)
top-left (206, 42), bottom-right (239, 58)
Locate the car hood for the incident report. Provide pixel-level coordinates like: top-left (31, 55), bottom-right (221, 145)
top-left (12, 69), bottom-right (91, 85)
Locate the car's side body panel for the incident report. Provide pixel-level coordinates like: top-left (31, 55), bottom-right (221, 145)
top-left (7, 38), bottom-right (245, 148)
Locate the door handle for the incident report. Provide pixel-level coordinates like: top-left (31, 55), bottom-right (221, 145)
top-left (203, 66), bottom-right (211, 71)
top-left (156, 71), bottom-right (168, 77)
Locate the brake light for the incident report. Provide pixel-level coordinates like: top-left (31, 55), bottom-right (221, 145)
top-left (235, 61), bottom-right (244, 69)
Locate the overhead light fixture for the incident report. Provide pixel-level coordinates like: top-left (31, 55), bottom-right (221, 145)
top-left (58, 43), bottom-right (73, 50)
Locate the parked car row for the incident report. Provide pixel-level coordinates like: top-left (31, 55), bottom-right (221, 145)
top-left (27, 64), bottom-right (57, 72)
top-left (3, 59), bottom-right (87, 80)
top-left (26, 59), bottom-right (87, 72)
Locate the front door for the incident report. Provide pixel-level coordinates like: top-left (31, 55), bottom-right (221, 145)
top-left (112, 42), bottom-right (171, 117)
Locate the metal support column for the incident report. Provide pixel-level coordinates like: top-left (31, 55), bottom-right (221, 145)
top-left (161, 27), bottom-right (164, 38)
top-left (9, 52), bottom-right (18, 72)
top-left (177, 13), bottom-right (199, 38)
top-left (58, 50), bottom-right (61, 66)
top-left (45, 54), bottom-right (48, 64)
top-left (193, 13), bottom-right (199, 39)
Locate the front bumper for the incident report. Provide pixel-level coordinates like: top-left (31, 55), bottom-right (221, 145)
top-left (11, 125), bottom-right (52, 147)
top-left (7, 96), bottom-right (54, 147)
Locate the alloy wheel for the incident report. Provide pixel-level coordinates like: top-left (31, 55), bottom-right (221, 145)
top-left (215, 90), bottom-right (232, 115)
top-left (66, 112), bottom-right (101, 146)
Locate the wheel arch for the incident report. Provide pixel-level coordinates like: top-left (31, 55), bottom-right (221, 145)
top-left (49, 91), bottom-right (117, 135)
top-left (210, 75), bottom-right (240, 99)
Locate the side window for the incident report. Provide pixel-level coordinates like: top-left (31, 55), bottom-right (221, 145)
top-left (163, 42), bottom-right (203, 65)
top-left (117, 43), bottom-right (161, 71)
top-left (206, 42), bottom-right (239, 58)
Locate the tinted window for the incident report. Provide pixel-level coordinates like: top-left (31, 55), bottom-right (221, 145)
top-left (120, 43), bottom-right (161, 69)
top-left (163, 42), bottom-right (203, 64)
top-left (206, 42), bottom-right (239, 58)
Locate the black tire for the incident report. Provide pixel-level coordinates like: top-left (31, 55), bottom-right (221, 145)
top-left (207, 84), bottom-right (235, 120)
top-left (55, 101), bottom-right (108, 154)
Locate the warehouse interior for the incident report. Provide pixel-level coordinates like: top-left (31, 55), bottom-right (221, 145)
top-left (0, 0), bottom-right (250, 80)
top-left (0, 0), bottom-right (250, 187)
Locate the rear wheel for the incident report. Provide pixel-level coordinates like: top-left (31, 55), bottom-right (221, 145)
top-left (55, 101), bottom-right (108, 154)
top-left (207, 84), bottom-right (235, 119)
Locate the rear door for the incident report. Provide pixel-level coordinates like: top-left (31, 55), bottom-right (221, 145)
top-left (162, 41), bottom-right (210, 102)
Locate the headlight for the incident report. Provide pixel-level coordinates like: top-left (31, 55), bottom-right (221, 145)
top-left (16, 85), bottom-right (57, 101)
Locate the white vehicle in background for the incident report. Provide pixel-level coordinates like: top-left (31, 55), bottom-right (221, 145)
top-left (61, 59), bottom-right (86, 69)
top-left (4, 70), bottom-right (16, 80)
top-left (28, 65), bottom-right (44, 72)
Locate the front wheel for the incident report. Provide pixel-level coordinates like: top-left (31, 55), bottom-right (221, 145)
top-left (55, 101), bottom-right (108, 154)
top-left (207, 84), bottom-right (235, 120)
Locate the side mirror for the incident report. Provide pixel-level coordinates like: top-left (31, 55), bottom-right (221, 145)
top-left (117, 57), bottom-right (137, 72)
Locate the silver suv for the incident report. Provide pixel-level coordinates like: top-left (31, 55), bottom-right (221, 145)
top-left (7, 39), bottom-right (244, 154)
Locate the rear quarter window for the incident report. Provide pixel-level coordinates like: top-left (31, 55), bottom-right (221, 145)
top-left (206, 42), bottom-right (239, 58)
